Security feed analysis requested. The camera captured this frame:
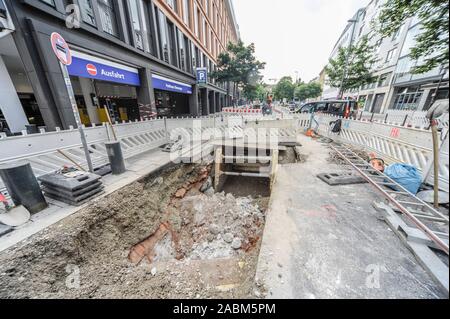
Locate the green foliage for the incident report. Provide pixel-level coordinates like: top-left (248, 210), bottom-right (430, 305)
top-left (243, 83), bottom-right (268, 101)
top-left (211, 40), bottom-right (266, 97)
top-left (376, 0), bottom-right (449, 74)
top-left (325, 36), bottom-right (378, 96)
top-left (294, 82), bottom-right (323, 102)
top-left (273, 76), bottom-right (296, 101)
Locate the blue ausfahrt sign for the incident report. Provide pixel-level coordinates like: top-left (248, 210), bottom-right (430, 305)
top-left (67, 55), bottom-right (141, 86)
top-left (152, 74), bottom-right (193, 94)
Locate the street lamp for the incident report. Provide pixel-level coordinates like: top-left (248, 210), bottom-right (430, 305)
top-left (338, 18), bottom-right (358, 99)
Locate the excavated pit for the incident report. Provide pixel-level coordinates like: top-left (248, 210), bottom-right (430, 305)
top-left (0, 163), bottom-right (271, 299)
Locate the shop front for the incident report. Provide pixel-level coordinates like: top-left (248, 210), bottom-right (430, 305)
top-left (152, 74), bottom-right (192, 117)
top-left (67, 51), bottom-right (142, 125)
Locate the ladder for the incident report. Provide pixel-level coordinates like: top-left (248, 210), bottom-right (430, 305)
top-left (214, 146), bottom-right (279, 190)
top-left (330, 143), bottom-right (449, 255)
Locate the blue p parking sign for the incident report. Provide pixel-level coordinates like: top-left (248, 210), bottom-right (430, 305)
top-left (196, 67), bottom-right (208, 85)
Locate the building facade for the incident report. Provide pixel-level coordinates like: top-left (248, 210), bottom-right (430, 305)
top-left (0, 0), bottom-right (239, 134)
top-left (322, 0), bottom-right (449, 114)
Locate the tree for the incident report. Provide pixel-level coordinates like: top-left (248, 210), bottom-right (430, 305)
top-left (294, 82), bottom-right (323, 102)
top-left (273, 76), bottom-right (295, 101)
top-left (211, 40), bottom-right (265, 106)
top-left (376, 0), bottom-right (449, 74)
top-left (243, 82), bottom-right (268, 102)
top-left (325, 36), bottom-right (378, 97)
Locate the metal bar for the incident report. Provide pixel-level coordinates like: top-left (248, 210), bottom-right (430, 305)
top-left (223, 155), bottom-right (271, 161)
top-left (330, 144), bottom-right (449, 255)
top-left (222, 171), bottom-right (270, 178)
top-left (376, 182), bottom-right (400, 186)
top-left (411, 213), bottom-right (447, 223)
top-left (397, 201), bottom-right (426, 207)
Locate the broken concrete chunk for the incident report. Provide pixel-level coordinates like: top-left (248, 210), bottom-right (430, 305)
top-left (175, 188), bottom-right (187, 198)
top-left (149, 177), bottom-right (164, 188)
top-left (207, 234), bottom-right (215, 242)
top-left (200, 177), bottom-right (213, 192)
top-left (194, 212), bottom-right (206, 226)
top-left (223, 233), bottom-right (234, 244)
top-left (231, 238), bottom-right (242, 250)
top-left (150, 267), bottom-right (157, 276)
top-left (204, 187), bottom-right (215, 197)
top-left (209, 224), bottom-right (221, 235)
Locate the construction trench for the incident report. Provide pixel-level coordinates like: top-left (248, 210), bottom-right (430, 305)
top-left (0, 143), bottom-right (303, 299)
top-left (0, 125), bottom-right (448, 299)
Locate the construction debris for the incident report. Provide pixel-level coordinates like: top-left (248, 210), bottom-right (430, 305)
top-left (0, 163), bottom-right (268, 299)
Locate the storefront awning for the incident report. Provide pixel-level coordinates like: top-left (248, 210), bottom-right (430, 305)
top-left (152, 74), bottom-right (192, 94)
top-left (67, 51), bottom-right (141, 86)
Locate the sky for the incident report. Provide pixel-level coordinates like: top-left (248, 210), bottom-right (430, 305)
top-left (232, 0), bottom-right (369, 84)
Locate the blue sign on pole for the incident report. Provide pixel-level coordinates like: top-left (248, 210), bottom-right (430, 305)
top-left (152, 74), bottom-right (193, 94)
top-left (196, 68), bottom-right (208, 85)
top-left (67, 56), bottom-right (141, 86)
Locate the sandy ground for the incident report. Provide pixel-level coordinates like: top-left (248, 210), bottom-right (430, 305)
top-left (0, 164), bottom-right (269, 299)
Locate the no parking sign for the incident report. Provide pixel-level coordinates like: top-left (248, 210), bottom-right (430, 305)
top-left (50, 32), bottom-right (94, 173)
top-left (50, 32), bottom-right (72, 66)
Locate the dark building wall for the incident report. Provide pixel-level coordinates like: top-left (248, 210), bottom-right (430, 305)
top-left (5, 0), bottom-right (231, 130)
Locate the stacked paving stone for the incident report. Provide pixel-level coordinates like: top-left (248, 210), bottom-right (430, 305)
top-left (38, 171), bottom-right (104, 206)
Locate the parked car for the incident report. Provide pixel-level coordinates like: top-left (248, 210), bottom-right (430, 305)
top-left (295, 100), bottom-right (358, 118)
top-left (287, 102), bottom-right (297, 112)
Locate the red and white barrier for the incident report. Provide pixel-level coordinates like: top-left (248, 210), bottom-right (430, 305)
top-left (223, 107), bottom-right (262, 114)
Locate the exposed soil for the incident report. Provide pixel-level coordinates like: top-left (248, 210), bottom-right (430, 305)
top-left (279, 146), bottom-right (307, 164)
top-left (0, 164), bottom-right (269, 299)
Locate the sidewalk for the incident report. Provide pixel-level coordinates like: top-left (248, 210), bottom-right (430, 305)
top-left (0, 149), bottom-right (172, 253)
top-left (255, 134), bottom-right (446, 298)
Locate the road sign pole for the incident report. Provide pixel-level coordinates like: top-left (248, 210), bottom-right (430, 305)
top-left (59, 61), bottom-right (94, 173)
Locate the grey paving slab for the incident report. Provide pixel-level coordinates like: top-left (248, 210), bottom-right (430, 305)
top-left (256, 135), bottom-right (446, 299)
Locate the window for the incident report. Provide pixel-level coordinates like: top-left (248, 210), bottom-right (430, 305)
top-left (375, 38), bottom-right (382, 53)
top-left (128, 0), bottom-right (150, 51)
top-left (193, 3), bottom-right (199, 37)
top-left (195, 47), bottom-right (201, 67)
top-left (400, 24), bottom-right (420, 57)
top-left (377, 72), bottom-right (392, 87)
top-left (166, 0), bottom-right (177, 12)
top-left (98, 0), bottom-right (119, 37)
top-left (78, 0), bottom-right (96, 26)
top-left (204, 21), bottom-right (208, 46)
top-left (167, 21), bottom-right (178, 67)
top-left (40, 0), bottom-right (55, 7)
top-left (178, 30), bottom-right (189, 71)
top-left (392, 25), bottom-right (403, 41)
top-left (0, 0), bottom-right (7, 18)
top-left (183, 0), bottom-right (190, 26)
top-left (385, 48), bottom-right (397, 63)
top-left (205, 0), bottom-right (209, 17)
top-left (156, 9), bottom-right (170, 63)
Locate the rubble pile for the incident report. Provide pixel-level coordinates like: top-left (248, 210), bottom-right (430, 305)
top-left (0, 163), bottom-right (268, 298)
top-left (182, 192), bottom-right (265, 260)
top-left (129, 166), bottom-right (266, 265)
